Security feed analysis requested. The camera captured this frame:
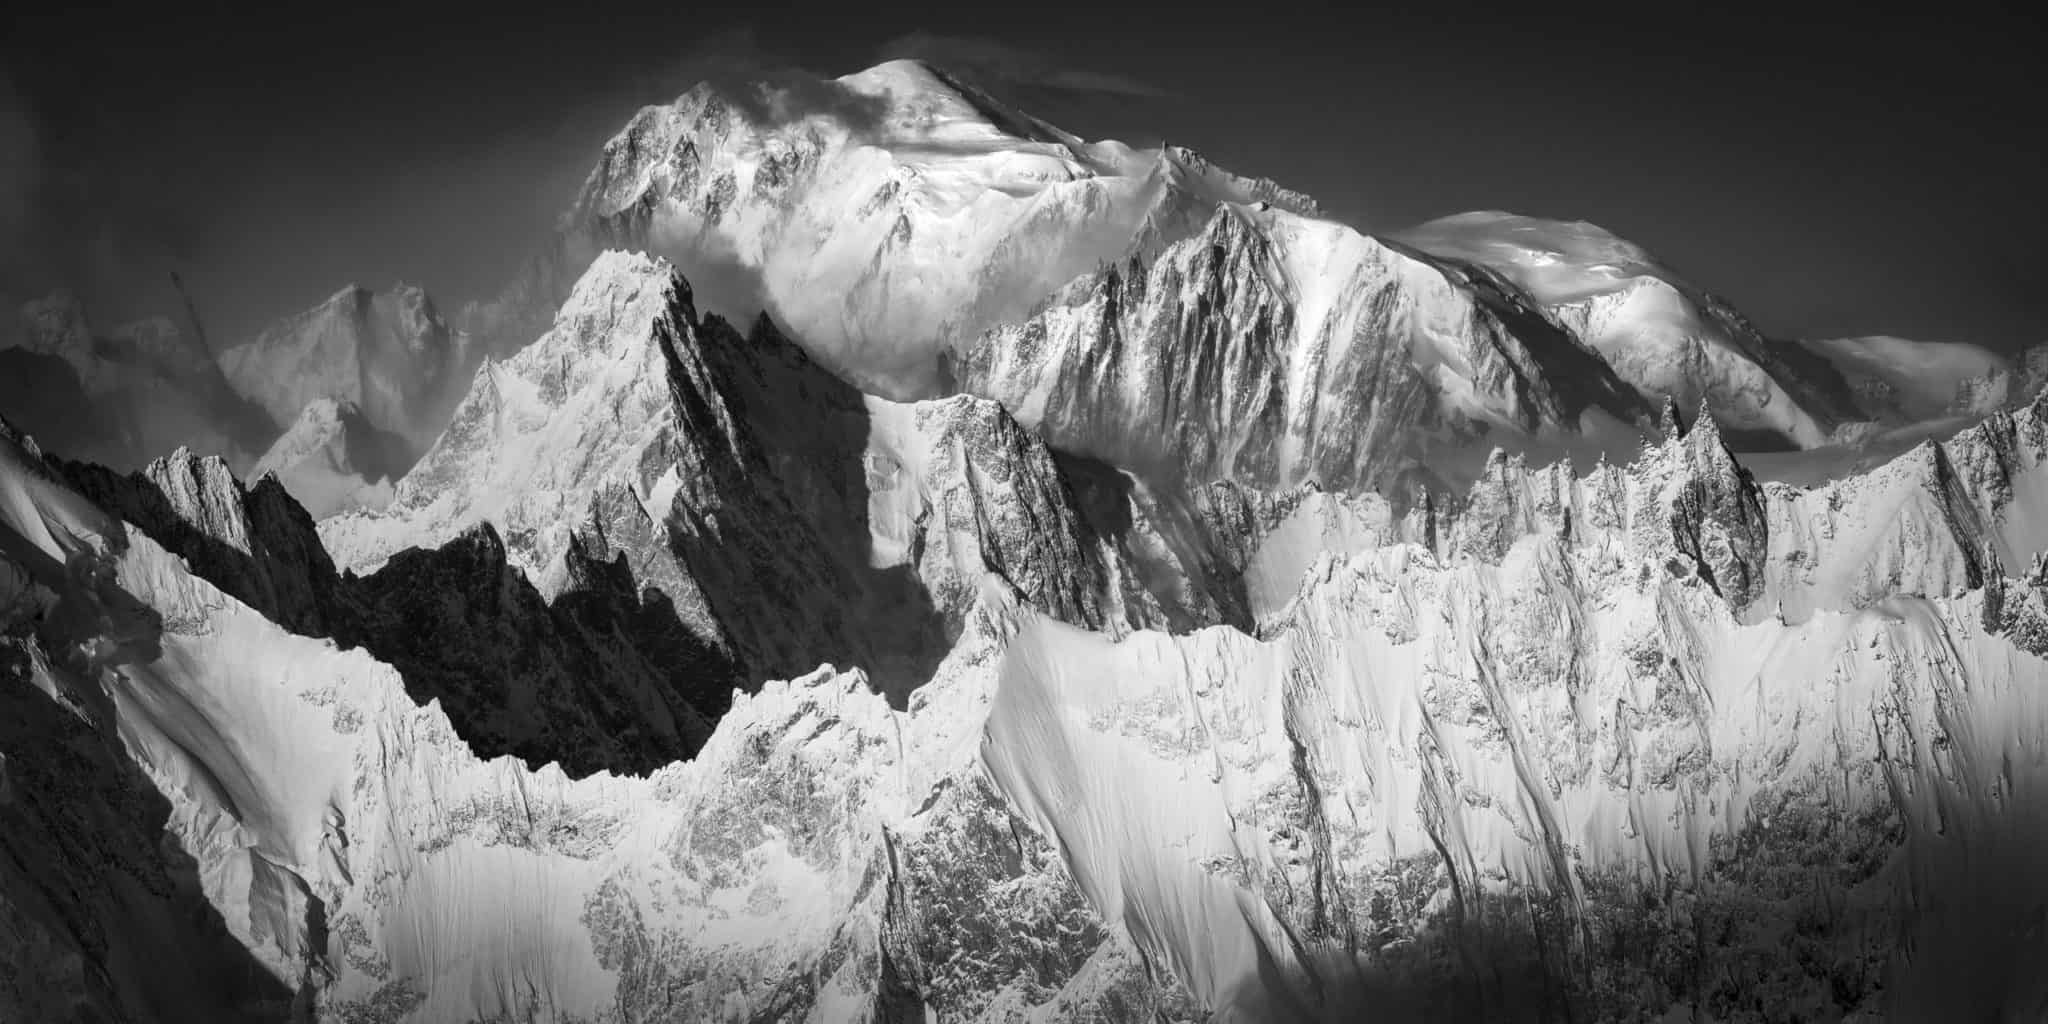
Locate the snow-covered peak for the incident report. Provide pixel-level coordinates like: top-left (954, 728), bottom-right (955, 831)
top-left (247, 397), bottom-right (406, 519)
top-left (323, 249), bottom-right (691, 577)
top-left (2, 292), bottom-right (271, 472)
top-left (218, 279), bottom-right (470, 452)
top-left (11, 320), bottom-right (2048, 1019)
top-left (492, 61), bottom-right (1329, 399)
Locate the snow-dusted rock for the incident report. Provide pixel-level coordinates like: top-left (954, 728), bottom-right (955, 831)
top-left (58, 446), bottom-right (346, 635)
top-left (49, 440), bottom-right (725, 777)
top-left (12, 60), bottom-right (2048, 1024)
top-left (953, 204), bottom-right (1651, 495)
top-left (982, 399), bottom-right (2048, 1019)
top-left (1398, 211), bottom-right (1862, 450)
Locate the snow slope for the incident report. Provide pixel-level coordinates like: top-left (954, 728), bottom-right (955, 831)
top-left (1398, 211), bottom-right (1863, 450)
top-left (0, 418), bottom-right (1195, 1022)
top-left (1, 292), bottom-right (272, 471)
top-left (218, 283), bottom-right (473, 453)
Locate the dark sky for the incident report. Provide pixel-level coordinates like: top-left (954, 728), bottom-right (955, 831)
top-left (3, 4), bottom-right (2042, 352)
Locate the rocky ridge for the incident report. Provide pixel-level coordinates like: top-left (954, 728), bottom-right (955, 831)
top-left (952, 203), bottom-right (1652, 497)
top-left (326, 250), bottom-right (1217, 705)
top-left (5, 379), bottom-right (2046, 1020)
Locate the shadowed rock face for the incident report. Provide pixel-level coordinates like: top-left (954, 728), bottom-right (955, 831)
top-left (1652, 402), bottom-right (1772, 613)
top-left (245, 398), bottom-right (414, 519)
top-left (0, 650), bottom-right (299, 1023)
top-left (462, 60), bottom-right (1326, 401)
top-left (53, 448), bottom-right (720, 775)
top-left (0, 425), bottom-right (291, 1022)
top-left (60, 454), bottom-right (346, 635)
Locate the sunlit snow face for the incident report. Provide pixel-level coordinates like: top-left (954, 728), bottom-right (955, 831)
top-left (1397, 211), bottom-right (1668, 304)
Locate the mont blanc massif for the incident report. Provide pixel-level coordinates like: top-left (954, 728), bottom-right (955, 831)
top-left (5, 61), bottom-right (2048, 1023)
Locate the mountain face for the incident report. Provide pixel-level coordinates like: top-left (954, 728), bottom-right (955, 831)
top-left (218, 283), bottom-right (474, 453)
top-left (51, 441), bottom-right (724, 778)
top-left (952, 203), bottom-right (1652, 496)
top-left (0, 292), bottom-right (273, 471)
top-left (987, 400), bottom-right (2048, 1021)
top-left (470, 59), bottom-right (1319, 399)
top-left (6, 381), bottom-right (2046, 1020)
top-left (8, 57), bottom-right (2048, 1024)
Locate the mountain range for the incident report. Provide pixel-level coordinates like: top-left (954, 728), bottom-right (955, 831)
top-left (3, 58), bottom-right (2045, 1022)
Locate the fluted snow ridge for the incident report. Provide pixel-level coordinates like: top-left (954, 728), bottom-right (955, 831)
top-left (980, 391), bottom-right (2048, 1019)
